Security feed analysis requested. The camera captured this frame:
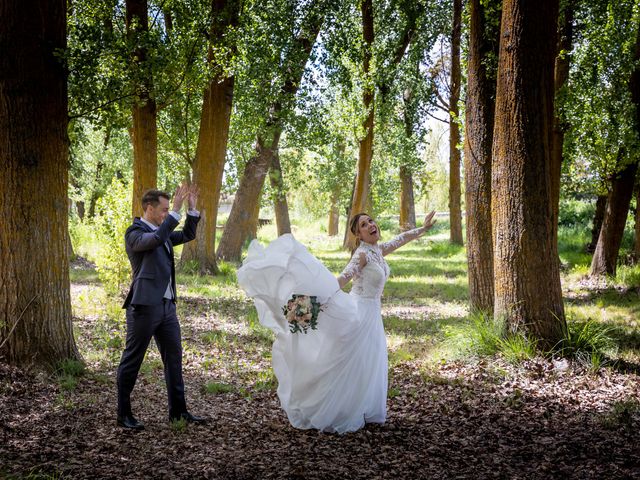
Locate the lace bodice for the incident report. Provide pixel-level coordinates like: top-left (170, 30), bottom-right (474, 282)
top-left (339, 242), bottom-right (389, 299)
top-left (337, 227), bottom-right (425, 299)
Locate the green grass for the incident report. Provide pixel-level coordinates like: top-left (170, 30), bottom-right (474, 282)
top-left (67, 211), bottom-right (640, 383)
top-left (169, 417), bottom-right (188, 433)
top-left (599, 398), bottom-right (640, 429)
top-left (202, 381), bottom-right (235, 395)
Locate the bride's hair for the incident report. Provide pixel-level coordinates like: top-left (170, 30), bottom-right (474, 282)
top-left (349, 212), bottom-right (370, 255)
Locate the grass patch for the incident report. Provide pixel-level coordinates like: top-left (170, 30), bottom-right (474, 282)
top-left (496, 335), bottom-right (537, 363)
top-left (253, 370), bottom-right (277, 391)
top-left (443, 311), bottom-right (504, 358)
top-left (203, 381), bottom-right (235, 395)
top-left (555, 319), bottom-right (617, 360)
top-left (600, 398), bottom-right (640, 429)
top-left (56, 358), bottom-right (85, 377)
top-left (169, 417), bottom-right (188, 433)
top-left (442, 312), bottom-right (537, 364)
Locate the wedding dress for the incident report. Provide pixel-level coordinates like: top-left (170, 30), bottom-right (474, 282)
top-left (237, 233), bottom-right (406, 434)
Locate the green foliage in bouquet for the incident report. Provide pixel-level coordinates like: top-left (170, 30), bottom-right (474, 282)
top-left (282, 294), bottom-right (322, 334)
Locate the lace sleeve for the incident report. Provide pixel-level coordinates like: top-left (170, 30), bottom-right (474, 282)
top-left (380, 226), bottom-right (426, 256)
top-left (337, 249), bottom-right (363, 286)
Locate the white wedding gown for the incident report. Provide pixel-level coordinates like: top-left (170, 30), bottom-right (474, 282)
top-left (237, 233), bottom-right (396, 434)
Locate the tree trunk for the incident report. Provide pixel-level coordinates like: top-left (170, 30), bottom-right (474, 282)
top-left (343, 176), bottom-right (357, 247)
top-left (590, 159), bottom-right (638, 276)
top-left (249, 187), bottom-right (262, 241)
top-left (491, 0), bottom-right (566, 348)
top-left (76, 200), bottom-right (85, 220)
top-left (587, 194), bottom-right (607, 253)
top-left (448, 0), bottom-right (463, 245)
top-left (634, 187), bottom-right (640, 263)
top-left (0, 0), bottom-right (80, 367)
top-left (590, 26), bottom-right (640, 276)
top-left (216, 4), bottom-right (324, 261)
top-left (127, 0), bottom-right (158, 218)
top-left (217, 131), bottom-right (281, 260)
top-left (550, 0), bottom-right (575, 242)
top-left (345, 0), bottom-right (375, 251)
top-left (464, 0), bottom-right (498, 313)
top-left (399, 165), bottom-right (416, 231)
top-left (181, 0), bottom-right (239, 274)
top-left (328, 185), bottom-right (341, 236)
top-left (269, 153), bottom-right (292, 236)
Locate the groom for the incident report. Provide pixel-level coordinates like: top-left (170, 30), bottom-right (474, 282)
top-left (116, 183), bottom-right (205, 430)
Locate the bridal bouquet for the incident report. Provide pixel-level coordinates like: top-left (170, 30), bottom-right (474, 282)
top-left (282, 294), bottom-right (322, 334)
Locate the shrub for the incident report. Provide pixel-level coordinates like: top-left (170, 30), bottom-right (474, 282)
top-left (93, 179), bottom-right (132, 296)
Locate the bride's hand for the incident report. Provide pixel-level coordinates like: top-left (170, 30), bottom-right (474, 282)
top-left (423, 211), bottom-right (437, 232)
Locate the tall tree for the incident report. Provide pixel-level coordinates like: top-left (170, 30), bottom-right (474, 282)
top-left (491, 0), bottom-right (567, 347)
top-left (0, 0), bottom-right (80, 367)
top-left (464, 0), bottom-right (500, 312)
top-left (217, 1), bottom-right (325, 261)
top-left (634, 188), bottom-right (640, 262)
top-left (587, 194), bottom-right (608, 253)
top-left (181, 0), bottom-right (240, 274)
top-left (550, 0), bottom-right (575, 242)
top-left (590, 23), bottom-right (640, 277)
top-left (448, 0), bottom-right (463, 245)
top-left (269, 154), bottom-right (292, 236)
top-left (127, 0), bottom-right (158, 218)
top-left (399, 165), bottom-right (416, 230)
top-left (345, 0), bottom-right (375, 250)
top-left (590, 156), bottom-right (638, 276)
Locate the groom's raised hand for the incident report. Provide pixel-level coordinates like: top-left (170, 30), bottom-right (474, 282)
top-left (172, 183), bottom-right (190, 213)
top-left (188, 184), bottom-right (200, 211)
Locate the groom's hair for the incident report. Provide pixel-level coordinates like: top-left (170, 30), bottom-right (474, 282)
top-left (141, 189), bottom-right (171, 210)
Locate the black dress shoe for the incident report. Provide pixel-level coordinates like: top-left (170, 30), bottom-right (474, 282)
top-left (117, 414), bottom-right (145, 430)
top-left (170, 411), bottom-right (207, 424)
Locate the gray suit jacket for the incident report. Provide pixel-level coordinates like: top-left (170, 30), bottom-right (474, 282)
top-left (122, 213), bottom-right (199, 308)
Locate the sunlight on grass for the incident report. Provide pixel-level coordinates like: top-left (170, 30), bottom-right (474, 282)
top-left (202, 381), bottom-right (235, 395)
top-left (67, 212), bottom-right (640, 382)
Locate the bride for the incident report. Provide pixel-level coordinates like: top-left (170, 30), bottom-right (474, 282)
top-left (237, 211), bottom-right (436, 434)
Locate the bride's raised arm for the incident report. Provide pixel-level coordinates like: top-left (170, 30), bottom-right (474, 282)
top-left (380, 211), bottom-right (437, 256)
top-left (337, 251), bottom-right (368, 288)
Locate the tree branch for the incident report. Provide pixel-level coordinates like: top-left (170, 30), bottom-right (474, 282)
top-left (68, 93), bottom-right (138, 120)
top-left (0, 295), bottom-right (39, 352)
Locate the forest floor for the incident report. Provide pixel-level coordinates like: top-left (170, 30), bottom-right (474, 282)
top-left (1, 223), bottom-right (640, 479)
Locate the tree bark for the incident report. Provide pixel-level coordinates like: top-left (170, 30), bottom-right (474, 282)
top-left (328, 185), bottom-right (341, 236)
top-left (181, 0), bottom-right (239, 274)
top-left (464, 0), bottom-right (499, 313)
top-left (400, 79), bottom-right (417, 232)
top-left (491, 0), bottom-right (566, 347)
top-left (587, 194), bottom-right (607, 253)
top-left (127, 0), bottom-right (158, 218)
top-left (550, 0), bottom-right (575, 243)
top-left (449, 0), bottom-right (463, 245)
top-left (217, 130), bottom-right (281, 260)
top-left (634, 187), bottom-right (640, 263)
top-left (590, 158), bottom-right (638, 276)
top-left (399, 165), bottom-right (416, 231)
top-left (590, 26), bottom-right (640, 276)
top-left (345, 0), bottom-right (375, 250)
top-left (0, 0), bottom-right (80, 367)
top-left (216, 4), bottom-right (324, 261)
top-left (269, 152), bottom-right (291, 236)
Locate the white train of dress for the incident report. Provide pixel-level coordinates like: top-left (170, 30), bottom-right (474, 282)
top-left (236, 234), bottom-right (390, 434)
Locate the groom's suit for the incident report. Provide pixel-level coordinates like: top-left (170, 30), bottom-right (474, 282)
top-left (117, 212), bottom-right (199, 419)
